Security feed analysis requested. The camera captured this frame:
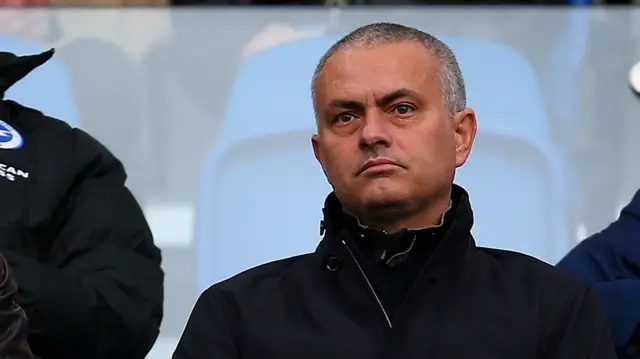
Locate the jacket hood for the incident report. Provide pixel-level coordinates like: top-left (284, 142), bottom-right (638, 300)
top-left (0, 49), bottom-right (55, 99)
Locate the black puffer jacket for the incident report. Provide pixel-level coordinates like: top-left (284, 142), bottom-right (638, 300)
top-left (0, 50), bottom-right (163, 359)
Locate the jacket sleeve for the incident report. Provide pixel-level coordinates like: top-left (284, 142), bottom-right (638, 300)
top-left (590, 280), bottom-right (640, 357)
top-left (0, 252), bottom-right (34, 359)
top-left (557, 198), bottom-right (640, 284)
top-left (557, 194), bottom-right (640, 354)
top-left (173, 287), bottom-right (239, 359)
top-left (545, 286), bottom-right (617, 358)
top-left (3, 129), bottom-right (164, 359)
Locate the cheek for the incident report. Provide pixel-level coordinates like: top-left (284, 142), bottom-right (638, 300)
top-left (328, 154), bottom-right (352, 176)
top-left (406, 129), bottom-right (456, 170)
top-left (321, 146), bottom-right (353, 180)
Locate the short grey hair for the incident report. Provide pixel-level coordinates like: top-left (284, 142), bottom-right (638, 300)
top-left (311, 22), bottom-right (466, 117)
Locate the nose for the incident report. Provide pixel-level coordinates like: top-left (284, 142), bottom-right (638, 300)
top-left (358, 110), bottom-right (392, 150)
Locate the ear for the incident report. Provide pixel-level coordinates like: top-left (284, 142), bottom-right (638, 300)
top-left (311, 134), bottom-right (326, 169)
top-left (452, 108), bottom-right (477, 168)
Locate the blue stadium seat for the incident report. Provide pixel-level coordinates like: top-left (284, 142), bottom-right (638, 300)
top-left (446, 37), bottom-right (574, 264)
top-left (0, 36), bottom-right (79, 127)
top-left (195, 37), bottom-right (337, 291)
top-left (195, 36), bottom-right (575, 292)
top-left (545, 7), bottom-right (590, 126)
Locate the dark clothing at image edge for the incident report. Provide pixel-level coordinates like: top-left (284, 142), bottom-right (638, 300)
top-left (0, 49), bottom-right (164, 359)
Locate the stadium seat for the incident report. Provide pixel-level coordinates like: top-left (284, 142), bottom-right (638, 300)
top-left (195, 37), bottom-right (337, 291)
top-left (0, 36), bottom-right (78, 127)
top-left (195, 36), bottom-right (575, 292)
top-left (446, 37), bottom-right (574, 264)
top-left (545, 7), bottom-right (590, 127)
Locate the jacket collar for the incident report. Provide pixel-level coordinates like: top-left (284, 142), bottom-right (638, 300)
top-left (315, 184), bottom-right (475, 275)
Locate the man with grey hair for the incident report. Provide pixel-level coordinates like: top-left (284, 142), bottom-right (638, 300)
top-left (174, 23), bottom-right (616, 359)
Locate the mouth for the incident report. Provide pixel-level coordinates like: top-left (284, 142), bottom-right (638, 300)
top-left (359, 158), bottom-right (401, 175)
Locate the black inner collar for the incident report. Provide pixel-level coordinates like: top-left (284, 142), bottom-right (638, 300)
top-left (319, 183), bottom-right (473, 268)
top-left (337, 196), bottom-right (458, 322)
top-left (343, 203), bottom-right (453, 267)
top-left (317, 185), bottom-right (475, 322)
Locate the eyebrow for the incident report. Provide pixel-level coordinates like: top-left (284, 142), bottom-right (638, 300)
top-left (327, 88), bottom-right (418, 111)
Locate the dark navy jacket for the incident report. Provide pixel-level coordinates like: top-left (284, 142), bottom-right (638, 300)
top-left (558, 189), bottom-right (640, 358)
top-left (176, 185), bottom-right (616, 359)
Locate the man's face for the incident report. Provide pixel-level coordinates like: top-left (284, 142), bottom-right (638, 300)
top-left (312, 41), bottom-right (476, 218)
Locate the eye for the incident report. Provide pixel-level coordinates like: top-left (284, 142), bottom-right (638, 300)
top-left (333, 112), bottom-right (356, 124)
top-left (392, 104), bottom-right (415, 116)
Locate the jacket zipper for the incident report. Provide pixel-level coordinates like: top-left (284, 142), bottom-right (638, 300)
top-left (341, 240), bottom-right (393, 329)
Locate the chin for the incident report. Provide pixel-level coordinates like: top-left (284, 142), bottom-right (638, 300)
top-left (358, 182), bottom-right (411, 209)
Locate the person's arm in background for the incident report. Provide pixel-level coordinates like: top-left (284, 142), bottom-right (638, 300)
top-left (3, 129), bottom-right (164, 359)
top-left (557, 189), bottom-right (640, 357)
top-left (0, 253), bottom-right (34, 359)
top-left (590, 281), bottom-right (640, 358)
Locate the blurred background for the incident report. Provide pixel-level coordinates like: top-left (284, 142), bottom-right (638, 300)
top-left (2, 0), bottom-right (640, 357)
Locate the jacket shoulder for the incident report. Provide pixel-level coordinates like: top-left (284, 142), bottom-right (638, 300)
top-left (475, 247), bottom-right (590, 296)
top-left (474, 247), bottom-right (598, 339)
top-left (203, 254), bottom-right (314, 296)
top-left (5, 100), bottom-right (73, 139)
top-left (5, 100), bottom-right (119, 168)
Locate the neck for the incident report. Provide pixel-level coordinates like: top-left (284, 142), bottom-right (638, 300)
top-left (355, 191), bottom-right (452, 233)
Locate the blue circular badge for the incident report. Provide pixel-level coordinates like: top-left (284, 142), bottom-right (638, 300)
top-left (0, 120), bottom-right (23, 150)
